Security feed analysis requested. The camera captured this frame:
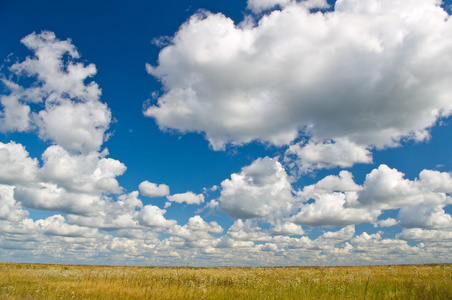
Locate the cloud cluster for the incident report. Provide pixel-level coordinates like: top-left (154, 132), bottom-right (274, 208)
top-left (139, 181), bottom-right (170, 198)
top-left (1, 31), bottom-right (110, 154)
top-left (145, 0), bottom-right (452, 176)
top-left (0, 32), bottom-right (179, 237)
top-left (217, 156), bottom-right (452, 233)
top-left (219, 157), bottom-right (294, 219)
top-left (1, 0), bottom-right (452, 266)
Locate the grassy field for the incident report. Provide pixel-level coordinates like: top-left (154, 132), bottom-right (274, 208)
top-left (0, 263), bottom-right (451, 299)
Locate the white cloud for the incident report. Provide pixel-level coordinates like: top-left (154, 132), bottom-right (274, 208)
top-left (145, 0), bottom-right (452, 169)
top-left (14, 183), bottom-right (106, 216)
top-left (302, 170), bottom-right (363, 195)
top-left (285, 139), bottom-right (372, 173)
top-left (35, 99), bottom-right (111, 154)
top-left (319, 225), bottom-right (355, 241)
top-left (166, 191), bottom-right (205, 205)
top-left (66, 191), bottom-right (145, 231)
top-left (419, 169), bottom-right (452, 193)
top-left (36, 215), bottom-right (100, 238)
top-left (40, 145), bottom-right (126, 195)
top-left (139, 181), bottom-right (170, 197)
top-left (219, 157), bottom-right (294, 219)
top-left (292, 171), bottom-right (378, 226)
top-left (356, 165), bottom-right (450, 209)
top-left (0, 185), bottom-right (28, 222)
top-left (0, 141), bottom-right (38, 185)
top-left (247, 0), bottom-right (292, 12)
top-left (270, 221), bottom-right (304, 236)
top-left (0, 81), bottom-right (33, 132)
top-left (260, 243), bottom-right (278, 252)
top-left (167, 215), bottom-right (222, 242)
top-left (334, 0), bottom-right (441, 16)
top-left (226, 219), bottom-right (271, 241)
top-left (11, 31), bottom-right (100, 102)
top-left (398, 204), bottom-right (452, 230)
top-left (373, 218), bottom-right (398, 227)
top-left (1, 31), bottom-right (111, 153)
top-left (137, 205), bottom-right (177, 228)
top-left (397, 228), bottom-right (452, 241)
top-left (291, 192), bottom-right (380, 226)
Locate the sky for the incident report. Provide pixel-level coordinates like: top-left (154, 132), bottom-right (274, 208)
top-left (1, 0), bottom-right (452, 267)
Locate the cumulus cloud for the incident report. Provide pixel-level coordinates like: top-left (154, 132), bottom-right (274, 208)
top-left (302, 170), bottom-right (363, 195)
top-left (1, 31), bottom-right (111, 153)
top-left (166, 191), bottom-right (204, 205)
top-left (247, 0), bottom-right (291, 12)
top-left (269, 221), bottom-right (304, 236)
top-left (40, 145), bottom-right (126, 195)
top-left (373, 218), bottom-right (398, 227)
top-left (35, 99), bottom-right (111, 153)
top-left (11, 31), bottom-right (99, 101)
top-left (219, 157), bottom-right (294, 219)
top-left (167, 215), bottom-right (222, 242)
top-left (292, 171), bottom-right (378, 226)
top-left (397, 228), bottom-right (452, 241)
top-left (145, 0), bottom-right (452, 173)
top-left (398, 204), bottom-right (452, 230)
top-left (319, 225), bottom-right (355, 241)
top-left (226, 219), bottom-right (271, 241)
top-left (356, 165), bottom-right (450, 209)
top-left (419, 169), bottom-right (452, 193)
top-left (139, 181), bottom-right (170, 197)
top-left (291, 192), bottom-right (380, 226)
top-left (63, 192), bottom-right (150, 231)
top-left (36, 215), bottom-right (100, 238)
top-left (0, 185), bottom-right (28, 222)
top-left (137, 205), bottom-right (177, 228)
top-left (0, 141), bottom-right (38, 185)
top-left (285, 139), bottom-right (372, 173)
top-left (14, 183), bottom-right (106, 216)
top-left (0, 81), bottom-right (34, 132)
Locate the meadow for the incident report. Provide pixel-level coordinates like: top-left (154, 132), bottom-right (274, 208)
top-left (0, 263), bottom-right (451, 299)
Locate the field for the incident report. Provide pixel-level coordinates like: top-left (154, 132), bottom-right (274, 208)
top-left (0, 263), bottom-right (451, 299)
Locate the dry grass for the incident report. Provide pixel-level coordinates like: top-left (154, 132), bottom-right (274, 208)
top-left (0, 263), bottom-right (451, 299)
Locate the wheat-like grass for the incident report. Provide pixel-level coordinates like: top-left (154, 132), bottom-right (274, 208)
top-left (0, 263), bottom-right (451, 299)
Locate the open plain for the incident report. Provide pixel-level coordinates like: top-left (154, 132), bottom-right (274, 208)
top-left (0, 263), bottom-right (451, 299)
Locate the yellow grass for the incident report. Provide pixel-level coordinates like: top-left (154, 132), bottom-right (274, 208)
top-left (0, 263), bottom-right (451, 299)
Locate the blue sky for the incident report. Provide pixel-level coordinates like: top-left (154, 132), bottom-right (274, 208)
top-left (1, 0), bottom-right (452, 266)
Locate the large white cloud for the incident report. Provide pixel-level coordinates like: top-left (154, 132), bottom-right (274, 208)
top-left (166, 191), bottom-right (205, 205)
top-left (247, 0), bottom-right (292, 12)
top-left (36, 215), bottom-right (100, 238)
top-left (137, 205), bottom-right (177, 228)
top-left (14, 183), bottom-right (107, 216)
top-left (145, 0), bottom-right (452, 166)
top-left (0, 185), bottom-right (28, 222)
top-left (1, 31), bottom-right (111, 153)
top-left (302, 170), bottom-right (363, 194)
top-left (0, 141), bottom-right (38, 185)
top-left (398, 204), bottom-right (452, 230)
top-left (292, 170), bottom-right (378, 226)
top-left (285, 138), bottom-right (372, 173)
top-left (356, 165), bottom-right (451, 210)
top-left (139, 181), bottom-right (170, 198)
top-left (247, 0), bottom-right (330, 13)
top-left (397, 228), bottom-right (452, 241)
top-left (419, 169), bottom-right (452, 193)
top-left (219, 157), bottom-right (294, 219)
top-left (167, 215), bottom-right (222, 242)
top-left (291, 192), bottom-right (380, 226)
top-left (40, 145), bottom-right (126, 195)
top-left (35, 99), bottom-right (111, 154)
